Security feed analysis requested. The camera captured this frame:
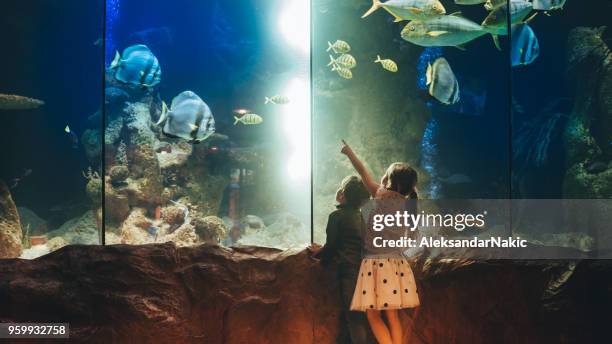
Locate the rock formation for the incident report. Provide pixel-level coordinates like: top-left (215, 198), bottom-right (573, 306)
top-left (0, 244), bottom-right (610, 343)
top-left (0, 180), bottom-right (22, 258)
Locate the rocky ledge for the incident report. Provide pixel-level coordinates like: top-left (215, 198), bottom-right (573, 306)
top-left (0, 244), bottom-right (610, 343)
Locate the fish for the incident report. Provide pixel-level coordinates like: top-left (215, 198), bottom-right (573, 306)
top-left (481, 0), bottom-right (534, 49)
top-left (511, 24), bottom-right (540, 67)
top-left (110, 44), bottom-right (161, 87)
top-left (265, 95), bottom-right (290, 105)
top-left (532, 0), bottom-right (566, 11)
top-left (234, 113), bottom-right (263, 125)
top-left (362, 0), bottom-right (446, 22)
top-left (64, 125), bottom-right (79, 149)
top-left (401, 14), bottom-right (489, 49)
top-left (374, 55), bottom-right (398, 72)
top-left (326, 40), bottom-right (351, 53)
top-left (426, 57), bottom-right (460, 105)
top-left (0, 94), bottom-right (44, 110)
top-left (328, 54), bottom-right (357, 69)
top-left (93, 38), bottom-right (103, 46)
top-left (331, 65), bottom-right (353, 79)
top-left (484, 0), bottom-right (505, 10)
top-left (454, 0), bottom-right (485, 4)
top-left (156, 91), bottom-right (216, 143)
top-left (482, 0), bottom-right (534, 36)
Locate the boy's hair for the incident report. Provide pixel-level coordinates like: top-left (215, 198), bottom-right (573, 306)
top-left (340, 175), bottom-right (370, 208)
top-left (383, 163), bottom-right (418, 199)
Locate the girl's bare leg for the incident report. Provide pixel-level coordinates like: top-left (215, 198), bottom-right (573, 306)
top-left (366, 309), bottom-right (393, 344)
top-left (385, 309), bottom-right (403, 344)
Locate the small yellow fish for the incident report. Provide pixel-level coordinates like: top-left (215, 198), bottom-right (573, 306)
top-left (328, 54), bottom-right (357, 69)
top-left (326, 40), bottom-right (351, 54)
top-left (374, 55), bottom-right (398, 72)
top-left (332, 65), bottom-right (353, 79)
top-left (265, 95), bottom-right (290, 105)
top-left (234, 113), bottom-right (263, 125)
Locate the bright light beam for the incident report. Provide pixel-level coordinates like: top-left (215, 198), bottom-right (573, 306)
top-left (278, 0), bottom-right (310, 54)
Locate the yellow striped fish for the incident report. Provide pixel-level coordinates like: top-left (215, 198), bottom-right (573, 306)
top-left (234, 113), bottom-right (263, 125)
top-left (374, 55), bottom-right (398, 72)
top-left (332, 65), bottom-right (353, 79)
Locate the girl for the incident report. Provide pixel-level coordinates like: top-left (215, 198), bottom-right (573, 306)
top-left (341, 140), bottom-right (420, 344)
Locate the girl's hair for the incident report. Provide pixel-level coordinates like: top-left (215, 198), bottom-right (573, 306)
top-left (383, 163), bottom-right (418, 199)
top-left (340, 175), bottom-right (370, 208)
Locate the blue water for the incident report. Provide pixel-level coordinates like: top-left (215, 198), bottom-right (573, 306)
top-left (0, 1), bottom-right (103, 223)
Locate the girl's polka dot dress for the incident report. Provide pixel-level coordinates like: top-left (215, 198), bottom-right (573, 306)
top-left (350, 258), bottom-right (419, 311)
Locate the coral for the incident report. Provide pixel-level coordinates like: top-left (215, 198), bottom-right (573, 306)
top-left (124, 102), bottom-right (157, 146)
top-left (191, 215), bottom-right (227, 244)
top-left (47, 237), bottom-right (69, 252)
top-left (83, 167), bottom-right (102, 206)
top-left (0, 180), bottom-right (23, 258)
top-left (120, 208), bottom-right (154, 245)
top-left (115, 140), bottom-right (128, 166)
top-left (161, 206), bottom-right (185, 227)
top-left (159, 224), bottom-right (198, 247)
top-left (126, 144), bottom-right (163, 207)
top-left (109, 165), bottom-right (129, 186)
top-left (104, 115), bottom-right (124, 145)
top-left (563, 27), bottom-right (612, 198)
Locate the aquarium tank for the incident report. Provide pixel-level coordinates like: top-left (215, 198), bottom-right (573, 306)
top-left (0, 0), bottom-right (104, 259)
top-left (102, 0), bottom-right (312, 249)
top-left (1, 0), bottom-right (611, 259)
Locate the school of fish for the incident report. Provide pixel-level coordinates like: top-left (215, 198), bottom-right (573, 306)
top-left (349, 0), bottom-right (567, 104)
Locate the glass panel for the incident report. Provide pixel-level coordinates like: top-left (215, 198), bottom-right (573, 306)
top-left (312, 1), bottom-right (511, 243)
top-left (511, 0), bottom-right (611, 251)
top-left (103, 0), bottom-right (311, 249)
top-left (0, 0), bottom-right (104, 259)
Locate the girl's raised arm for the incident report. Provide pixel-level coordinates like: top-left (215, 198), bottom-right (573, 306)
top-left (341, 140), bottom-right (379, 196)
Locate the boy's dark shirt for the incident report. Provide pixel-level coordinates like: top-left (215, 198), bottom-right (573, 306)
top-left (317, 204), bottom-right (363, 274)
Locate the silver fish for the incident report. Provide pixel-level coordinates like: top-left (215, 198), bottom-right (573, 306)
top-left (234, 113), bottom-right (263, 125)
top-left (454, 0), bottom-right (485, 5)
top-left (484, 0), bottom-right (505, 10)
top-left (426, 57), bottom-right (460, 105)
top-left (482, 0), bottom-right (533, 35)
top-left (362, 0), bottom-right (446, 22)
top-left (110, 44), bottom-right (161, 87)
top-left (156, 91), bottom-right (215, 143)
top-left (511, 24), bottom-right (540, 67)
top-left (532, 0), bottom-right (566, 11)
top-left (401, 14), bottom-right (488, 48)
top-left (0, 94), bottom-right (44, 110)
top-left (326, 40), bottom-right (351, 53)
top-left (265, 95), bottom-right (290, 105)
top-left (331, 65), bottom-right (353, 79)
top-left (328, 54), bottom-right (357, 69)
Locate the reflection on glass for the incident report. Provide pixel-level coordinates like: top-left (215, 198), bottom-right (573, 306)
top-left (0, 0), bottom-right (104, 259)
top-left (103, 0), bottom-right (311, 249)
top-left (312, 0), bottom-right (510, 243)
